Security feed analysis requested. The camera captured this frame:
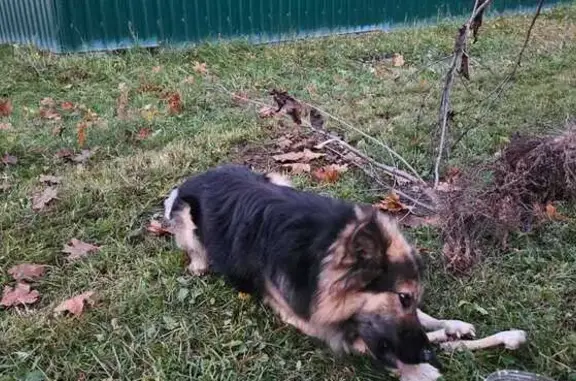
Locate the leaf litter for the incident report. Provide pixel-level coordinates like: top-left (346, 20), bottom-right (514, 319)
top-left (0, 98), bottom-right (13, 117)
top-left (54, 291), bottom-right (95, 316)
top-left (8, 264), bottom-right (46, 281)
top-left (62, 239), bottom-right (101, 261)
top-left (32, 186), bottom-right (58, 211)
top-left (1, 283), bottom-right (40, 307)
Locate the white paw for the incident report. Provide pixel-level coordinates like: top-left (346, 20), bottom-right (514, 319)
top-left (443, 320), bottom-right (476, 339)
top-left (495, 329), bottom-right (527, 350)
top-left (399, 363), bottom-right (442, 381)
top-left (187, 260), bottom-right (208, 276)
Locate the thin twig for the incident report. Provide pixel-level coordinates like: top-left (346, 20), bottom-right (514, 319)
top-left (450, 0), bottom-right (546, 152)
top-left (298, 100), bottom-right (425, 184)
top-left (434, 0), bottom-right (494, 187)
top-left (325, 146), bottom-right (436, 212)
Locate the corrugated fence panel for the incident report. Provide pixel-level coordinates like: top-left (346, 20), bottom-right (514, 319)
top-left (0, 0), bottom-right (572, 53)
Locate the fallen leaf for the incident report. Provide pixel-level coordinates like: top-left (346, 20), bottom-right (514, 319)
top-left (165, 92), bottom-right (183, 114)
top-left (1, 283), bottom-right (40, 307)
top-left (270, 89), bottom-right (303, 125)
top-left (55, 148), bottom-right (74, 159)
top-left (116, 83), bottom-right (130, 121)
top-left (147, 219), bottom-right (174, 236)
top-left (32, 186), bottom-right (58, 211)
top-left (392, 54), bottom-right (405, 67)
top-left (2, 153), bottom-right (17, 165)
top-left (193, 61), bottom-right (208, 75)
top-left (182, 76), bottom-right (195, 85)
top-left (313, 164), bottom-right (348, 183)
top-left (40, 97), bottom-right (56, 107)
top-left (273, 149), bottom-right (325, 163)
top-left (61, 101), bottom-right (75, 111)
top-left (39, 175), bottom-right (62, 185)
top-left (0, 98), bottom-right (13, 116)
top-left (545, 203), bottom-right (570, 221)
top-left (77, 122), bottom-right (87, 148)
top-left (231, 92), bottom-right (249, 105)
top-left (276, 136), bottom-right (293, 150)
top-left (136, 127), bottom-right (152, 140)
top-left (152, 65), bottom-right (162, 73)
top-left (281, 163), bottom-right (311, 174)
top-left (0, 122), bottom-right (12, 130)
top-left (52, 125), bottom-right (63, 136)
top-left (72, 149), bottom-right (93, 163)
top-left (39, 107), bottom-right (61, 121)
top-left (8, 264), bottom-right (46, 281)
top-left (62, 239), bottom-right (101, 261)
top-left (54, 291), bottom-right (95, 316)
top-left (375, 192), bottom-right (409, 213)
top-left (258, 105), bottom-right (277, 118)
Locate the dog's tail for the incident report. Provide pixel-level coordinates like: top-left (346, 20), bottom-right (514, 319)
top-left (163, 187), bottom-right (180, 221)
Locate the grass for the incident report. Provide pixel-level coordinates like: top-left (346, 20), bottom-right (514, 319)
top-left (1, 4), bottom-right (576, 381)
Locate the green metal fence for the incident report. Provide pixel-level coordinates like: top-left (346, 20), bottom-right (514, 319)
top-left (0, 0), bottom-right (571, 53)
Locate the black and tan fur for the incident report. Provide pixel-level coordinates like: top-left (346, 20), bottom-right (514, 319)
top-left (164, 165), bottom-right (526, 381)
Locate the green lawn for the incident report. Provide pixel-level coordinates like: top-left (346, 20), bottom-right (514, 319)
top-left (1, 4), bottom-right (576, 381)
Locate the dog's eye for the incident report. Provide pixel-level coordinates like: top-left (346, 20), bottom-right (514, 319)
top-left (398, 293), bottom-right (413, 308)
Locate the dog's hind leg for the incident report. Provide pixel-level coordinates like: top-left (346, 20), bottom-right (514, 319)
top-left (172, 205), bottom-right (209, 276)
top-left (418, 309), bottom-right (476, 339)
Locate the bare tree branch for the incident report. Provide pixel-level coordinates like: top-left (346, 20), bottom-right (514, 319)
top-left (434, 0), bottom-right (494, 187)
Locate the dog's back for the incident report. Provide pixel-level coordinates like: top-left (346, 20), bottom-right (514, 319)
top-left (166, 165), bottom-right (355, 315)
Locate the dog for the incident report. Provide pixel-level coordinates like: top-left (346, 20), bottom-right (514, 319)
top-left (164, 164), bottom-right (526, 381)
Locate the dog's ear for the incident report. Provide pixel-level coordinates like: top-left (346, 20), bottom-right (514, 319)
top-left (339, 206), bottom-right (390, 267)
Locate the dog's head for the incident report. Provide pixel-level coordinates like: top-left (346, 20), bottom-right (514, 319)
top-left (314, 205), bottom-right (436, 367)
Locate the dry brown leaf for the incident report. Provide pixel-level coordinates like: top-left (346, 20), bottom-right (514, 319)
top-left (276, 136), bottom-right (293, 150)
top-left (2, 153), bottom-right (17, 165)
top-left (62, 239), bottom-right (100, 261)
top-left (8, 263), bottom-right (46, 281)
top-left (165, 92), bottom-right (183, 114)
top-left (270, 89), bottom-right (303, 125)
top-left (39, 108), bottom-right (62, 121)
top-left (1, 282), bottom-right (40, 307)
top-left (54, 291), bottom-right (95, 316)
top-left (136, 127), bottom-right (152, 141)
top-left (0, 98), bottom-right (13, 117)
top-left (72, 149), bottom-right (94, 163)
top-left (392, 54), bottom-right (405, 67)
top-left (152, 65), bottom-right (162, 73)
top-left (281, 163), bottom-right (311, 174)
top-left (32, 186), bottom-right (58, 211)
top-left (39, 175), bottom-right (62, 185)
top-left (77, 122), bottom-right (87, 148)
top-left (40, 97), bottom-right (56, 107)
top-left (313, 164), bottom-right (348, 183)
top-left (193, 61), bottom-right (208, 75)
top-left (545, 203), bottom-right (570, 221)
top-left (258, 105), bottom-right (276, 119)
top-left (375, 192), bottom-right (409, 213)
top-left (272, 149), bottom-right (325, 163)
top-left (116, 83), bottom-right (130, 121)
top-left (147, 219), bottom-right (173, 236)
top-left (61, 101), bottom-right (75, 111)
top-left (0, 122), bottom-right (12, 130)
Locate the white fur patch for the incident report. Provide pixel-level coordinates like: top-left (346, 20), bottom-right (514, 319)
top-left (164, 188), bottom-right (179, 220)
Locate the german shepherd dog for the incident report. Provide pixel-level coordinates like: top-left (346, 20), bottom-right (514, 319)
top-left (164, 165), bottom-right (526, 381)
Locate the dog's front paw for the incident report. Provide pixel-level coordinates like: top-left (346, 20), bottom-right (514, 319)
top-left (494, 329), bottom-right (527, 350)
top-left (187, 260), bottom-right (208, 276)
top-left (399, 363), bottom-right (442, 381)
top-left (443, 320), bottom-right (476, 339)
